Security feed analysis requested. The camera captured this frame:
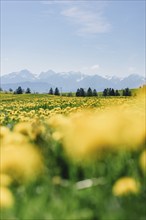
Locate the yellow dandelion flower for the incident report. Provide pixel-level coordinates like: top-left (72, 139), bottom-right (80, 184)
top-left (1, 143), bottom-right (43, 182)
top-left (14, 121), bottom-right (43, 140)
top-left (112, 177), bottom-right (140, 197)
top-left (0, 187), bottom-right (14, 209)
top-left (139, 150), bottom-right (146, 175)
top-left (52, 131), bottom-right (63, 141)
top-left (1, 132), bottom-right (29, 147)
top-left (47, 94), bottom-right (145, 159)
top-left (0, 126), bottom-right (10, 140)
top-left (0, 174), bottom-right (12, 186)
top-left (48, 114), bottom-right (70, 128)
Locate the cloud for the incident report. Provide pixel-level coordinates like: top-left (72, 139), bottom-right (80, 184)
top-left (91, 64), bottom-right (100, 70)
top-left (41, 1), bottom-right (111, 35)
top-left (61, 4), bottom-right (111, 35)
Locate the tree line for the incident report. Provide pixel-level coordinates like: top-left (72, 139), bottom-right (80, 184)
top-left (75, 87), bottom-right (131, 97)
top-left (76, 87), bottom-right (98, 97)
top-left (14, 87), bottom-right (31, 94)
top-left (0, 86), bottom-right (132, 96)
top-left (0, 87), bottom-right (32, 94)
top-left (4, 86), bottom-right (61, 95)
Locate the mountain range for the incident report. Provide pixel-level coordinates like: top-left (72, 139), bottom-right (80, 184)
top-left (0, 69), bottom-right (145, 93)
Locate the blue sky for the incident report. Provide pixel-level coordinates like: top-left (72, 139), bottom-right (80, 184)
top-left (1, 0), bottom-right (145, 77)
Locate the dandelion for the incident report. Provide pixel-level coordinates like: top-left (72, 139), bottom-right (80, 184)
top-left (1, 143), bottom-right (43, 182)
top-left (112, 177), bottom-right (140, 196)
top-left (0, 174), bottom-right (12, 186)
top-left (13, 121), bottom-right (43, 140)
top-left (52, 131), bottom-right (63, 141)
top-left (1, 132), bottom-right (29, 147)
top-left (0, 126), bottom-right (10, 140)
top-left (47, 102), bottom-right (145, 159)
top-left (0, 187), bottom-right (14, 209)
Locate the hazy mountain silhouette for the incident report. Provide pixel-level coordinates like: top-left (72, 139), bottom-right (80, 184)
top-left (1, 69), bottom-right (145, 92)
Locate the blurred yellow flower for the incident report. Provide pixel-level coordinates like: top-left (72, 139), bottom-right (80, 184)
top-left (13, 121), bottom-right (43, 140)
top-left (52, 131), bottom-right (63, 141)
top-left (139, 150), bottom-right (146, 175)
top-left (0, 174), bottom-right (12, 186)
top-left (0, 187), bottom-right (14, 209)
top-left (0, 126), bottom-right (10, 140)
top-left (1, 132), bottom-right (29, 147)
top-left (1, 143), bottom-right (43, 182)
top-left (47, 102), bottom-right (145, 159)
top-left (112, 177), bottom-right (140, 196)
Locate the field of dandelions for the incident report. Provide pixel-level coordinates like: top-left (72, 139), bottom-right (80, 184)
top-left (0, 89), bottom-right (146, 220)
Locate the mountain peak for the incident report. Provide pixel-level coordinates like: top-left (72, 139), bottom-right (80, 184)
top-left (19, 69), bottom-right (34, 76)
top-left (39, 70), bottom-right (56, 79)
top-left (1, 70), bottom-right (145, 92)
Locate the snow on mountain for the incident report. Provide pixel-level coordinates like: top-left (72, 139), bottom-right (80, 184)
top-left (1, 69), bottom-right (36, 84)
top-left (1, 69), bottom-right (145, 92)
top-left (38, 70), bottom-right (56, 80)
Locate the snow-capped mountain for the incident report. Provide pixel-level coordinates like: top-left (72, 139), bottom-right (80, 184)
top-left (38, 70), bottom-right (56, 80)
top-left (1, 69), bottom-right (36, 84)
top-left (0, 69), bottom-right (145, 93)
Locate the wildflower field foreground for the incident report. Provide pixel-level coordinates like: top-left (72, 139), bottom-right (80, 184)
top-left (0, 90), bottom-right (146, 220)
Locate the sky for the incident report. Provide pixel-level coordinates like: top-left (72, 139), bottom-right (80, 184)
top-left (1, 0), bottom-right (145, 77)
